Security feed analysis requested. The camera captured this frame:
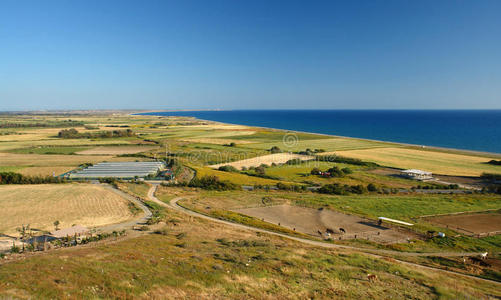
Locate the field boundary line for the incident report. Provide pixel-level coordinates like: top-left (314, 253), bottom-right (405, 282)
top-left (419, 208), bottom-right (500, 219)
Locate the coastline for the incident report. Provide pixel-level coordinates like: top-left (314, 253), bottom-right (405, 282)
top-left (137, 112), bottom-right (501, 158)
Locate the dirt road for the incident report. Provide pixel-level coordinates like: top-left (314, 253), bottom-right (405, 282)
top-left (146, 184), bottom-right (500, 286)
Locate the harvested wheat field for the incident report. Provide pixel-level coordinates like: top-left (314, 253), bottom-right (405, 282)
top-left (235, 204), bottom-right (413, 243)
top-left (75, 145), bottom-right (158, 155)
top-left (330, 147), bottom-right (499, 176)
top-left (0, 184), bottom-right (133, 235)
top-left (210, 153), bottom-right (313, 169)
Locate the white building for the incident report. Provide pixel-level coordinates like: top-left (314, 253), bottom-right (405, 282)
top-left (401, 169), bottom-right (433, 180)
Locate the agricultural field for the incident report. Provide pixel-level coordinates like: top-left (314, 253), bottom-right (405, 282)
top-left (210, 153), bottom-right (314, 169)
top-left (332, 147), bottom-right (500, 176)
top-left (0, 112), bottom-right (500, 297)
top-left (0, 184), bottom-right (134, 235)
top-left (0, 204), bottom-right (498, 299)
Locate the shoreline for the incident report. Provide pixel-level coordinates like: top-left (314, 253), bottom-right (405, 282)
top-left (136, 112), bottom-right (501, 158)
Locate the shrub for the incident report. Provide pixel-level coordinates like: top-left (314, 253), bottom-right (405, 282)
top-left (317, 155), bottom-right (378, 167)
top-left (286, 159), bottom-right (302, 165)
top-left (481, 173), bottom-right (501, 182)
top-left (310, 167), bottom-right (321, 175)
top-left (269, 146), bottom-right (282, 153)
top-left (318, 183), bottom-right (368, 195)
top-left (218, 165), bottom-right (239, 172)
top-left (341, 167), bottom-right (353, 174)
top-left (189, 175), bottom-right (239, 190)
top-left (327, 166), bottom-right (345, 177)
top-left (255, 166), bottom-right (266, 176)
top-left (367, 183), bottom-right (378, 192)
top-left (0, 172), bottom-right (65, 185)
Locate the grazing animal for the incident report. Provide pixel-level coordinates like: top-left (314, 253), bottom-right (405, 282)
top-left (367, 274), bottom-right (378, 282)
top-left (326, 228), bottom-right (334, 234)
top-left (317, 230), bottom-right (323, 236)
top-left (339, 228), bottom-right (346, 234)
top-left (480, 252), bottom-right (488, 260)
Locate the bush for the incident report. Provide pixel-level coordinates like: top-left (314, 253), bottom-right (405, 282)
top-left (367, 183), bottom-right (378, 192)
top-left (327, 166), bottom-right (345, 177)
top-left (318, 183), bottom-right (368, 195)
top-left (269, 146), bottom-right (282, 154)
top-left (255, 166), bottom-right (266, 176)
top-left (317, 155), bottom-right (378, 167)
top-left (481, 173), bottom-right (501, 182)
top-left (58, 128), bottom-right (135, 139)
top-left (0, 172), bottom-right (65, 185)
top-left (285, 159), bottom-right (302, 165)
top-left (341, 167), bottom-right (353, 174)
top-left (189, 175), bottom-right (239, 190)
top-left (310, 167), bottom-right (321, 175)
top-left (218, 165), bottom-right (239, 172)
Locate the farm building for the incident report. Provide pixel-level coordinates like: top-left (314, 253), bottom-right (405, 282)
top-left (68, 161), bottom-right (165, 179)
top-left (401, 169), bottom-right (433, 180)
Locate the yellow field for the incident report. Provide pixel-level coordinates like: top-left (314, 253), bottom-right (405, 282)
top-left (194, 166), bottom-right (284, 185)
top-left (0, 184), bottom-right (133, 235)
top-left (333, 147), bottom-right (499, 176)
top-left (209, 153), bottom-right (314, 169)
top-left (75, 145), bottom-right (158, 155)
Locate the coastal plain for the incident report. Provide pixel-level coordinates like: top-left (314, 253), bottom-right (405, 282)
top-left (0, 112), bottom-right (500, 299)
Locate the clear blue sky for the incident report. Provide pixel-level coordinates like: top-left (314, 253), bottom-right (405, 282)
top-left (1, 0), bottom-right (500, 111)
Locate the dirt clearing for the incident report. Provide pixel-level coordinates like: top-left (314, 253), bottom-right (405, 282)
top-left (426, 212), bottom-right (501, 236)
top-left (235, 204), bottom-right (413, 243)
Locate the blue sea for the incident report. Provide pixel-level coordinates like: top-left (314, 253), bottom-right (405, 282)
top-left (140, 110), bottom-right (501, 154)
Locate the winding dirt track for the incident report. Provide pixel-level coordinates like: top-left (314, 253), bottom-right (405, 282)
top-left (146, 184), bottom-right (500, 286)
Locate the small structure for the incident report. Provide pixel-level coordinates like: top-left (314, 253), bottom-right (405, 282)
top-left (401, 169), bottom-right (433, 180)
top-left (378, 217), bottom-right (413, 227)
top-left (51, 225), bottom-right (89, 239)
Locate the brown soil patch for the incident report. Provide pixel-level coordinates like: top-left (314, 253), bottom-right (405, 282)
top-left (427, 212), bottom-right (501, 235)
top-left (235, 204), bottom-right (413, 243)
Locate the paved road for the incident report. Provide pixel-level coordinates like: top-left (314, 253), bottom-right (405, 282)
top-left (147, 184), bottom-right (500, 286)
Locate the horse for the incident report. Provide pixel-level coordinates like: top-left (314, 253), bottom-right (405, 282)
top-left (339, 228), bottom-right (346, 234)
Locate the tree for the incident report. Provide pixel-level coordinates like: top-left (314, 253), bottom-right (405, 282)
top-left (255, 166), bottom-right (266, 176)
top-left (327, 166), bottom-right (345, 177)
top-left (367, 183), bottom-right (378, 192)
top-left (311, 167), bottom-right (321, 175)
top-left (341, 167), bottom-right (353, 175)
top-left (270, 146), bottom-right (281, 153)
top-left (54, 220), bottom-right (60, 231)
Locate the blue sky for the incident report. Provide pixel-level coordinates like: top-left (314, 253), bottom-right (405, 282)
top-left (1, 0), bottom-right (500, 111)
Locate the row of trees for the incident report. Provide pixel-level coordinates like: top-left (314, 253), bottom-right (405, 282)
top-left (310, 166), bottom-right (353, 177)
top-left (189, 175), bottom-right (239, 190)
top-left (57, 128), bottom-right (135, 139)
top-left (318, 183), bottom-right (368, 195)
top-left (0, 172), bottom-right (64, 185)
top-left (0, 120), bottom-right (83, 128)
